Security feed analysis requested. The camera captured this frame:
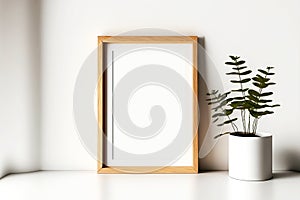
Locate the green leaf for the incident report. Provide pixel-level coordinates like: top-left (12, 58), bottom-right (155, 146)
top-left (248, 89), bottom-right (260, 97)
top-left (224, 97), bottom-right (234, 103)
top-left (246, 98), bottom-right (274, 104)
top-left (266, 82), bottom-right (276, 86)
top-left (249, 110), bottom-right (259, 118)
top-left (247, 93), bottom-right (273, 103)
top-left (226, 70), bottom-right (252, 76)
top-left (253, 82), bottom-right (275, 89)
top-left (236, 60), bottom-right (246, 65)
top-left (226, 72), bottom-right (239, 75)
top-left (260, 92), bottom-right (273, 97)
top-left (258, 69), bottom-right (268, 75)
top-left (258, 69), bottom-right (275, 75)
top-left (219, 99), bottom-right (229, 107)
top-left (249, 110), bottom-right (274, 118)
top-left (247, 95), bottom-right (259, 102)
top-left (225, 60), bottom-right (245, 66)
top-left (253, 82), bottom-right (268, 89)
top-left (225, 62), bottom-right (237, 65)
top-left (230, 101), bottom-right (244, 108)
top-left (257, 103), bottom-right (280, 109)
top-left (232, 88), bottom-right (249, 93)
top-left (264, 104), bottom-right (280, 108)
top-left (256, 74), bottom-right (270, 82)
top-left (231, 78), bottom-right (251, 83)
top-left (244, 100), bottom-right (260, 109)
top-left (224, 109), bottom-right (233, 115)
top-left (259, 99), bottom-right (273, 103)
top-left (253, 76), bottom-right (270, 83)
top-left (240, 70), bottom-right (252, 75)
top-left (233, 66), bottom-right (247, 71)
top-left (231, 96), bottom-right (244, 100)
top-left (229, 56), bottom-right (240, 60)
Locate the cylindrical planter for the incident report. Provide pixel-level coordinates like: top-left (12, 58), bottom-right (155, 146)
top-left (229, 132), bottom-right (272, 181)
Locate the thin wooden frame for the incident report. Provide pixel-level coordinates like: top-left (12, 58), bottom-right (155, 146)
top-left (98, 36), bottom-right (198, 173)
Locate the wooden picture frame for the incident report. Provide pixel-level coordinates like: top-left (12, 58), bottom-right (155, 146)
top-left (98, 36), bottom-right (198, 173)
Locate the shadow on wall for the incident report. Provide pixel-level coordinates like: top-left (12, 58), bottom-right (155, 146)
top-left (0, 0), bottom-right (41, 178)
top-left (197, 37), bottom-right (229, 171)
top-left (273, 171), bottom-right (300, 179)
top-left (197, 37), bottom-right (211, 170)
top-left (280, 150), bottom-right (300, 172)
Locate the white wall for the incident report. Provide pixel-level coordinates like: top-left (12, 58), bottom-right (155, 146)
top-left (0, 0), bottom-right (40, 177)
top-left (40, 0), bottom-right (300, 170)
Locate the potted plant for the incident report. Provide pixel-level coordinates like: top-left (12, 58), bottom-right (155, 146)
top-left (206, 56), bottom-right (280, 181)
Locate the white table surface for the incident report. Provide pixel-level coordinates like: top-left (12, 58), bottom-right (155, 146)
top-left (0, 171), bottom-right (299, 200)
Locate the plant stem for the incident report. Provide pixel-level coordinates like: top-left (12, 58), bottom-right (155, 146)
top-left (235, 60), bottom-right (247, 133)
top-left (247, 112), bottom-right (251, 133)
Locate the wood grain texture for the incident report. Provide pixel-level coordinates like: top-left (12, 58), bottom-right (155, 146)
top-left (98, 36), bottom-right (197, 44)
top-left (97, 166), bottom-right (197, 174)
top-left (98, 36), bottom-right (199, 174)
top-left (191, 36), bottom-right (199, 172)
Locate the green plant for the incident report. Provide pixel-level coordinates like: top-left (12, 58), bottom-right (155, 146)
top-left (206, 56), bottom-right (280, 138)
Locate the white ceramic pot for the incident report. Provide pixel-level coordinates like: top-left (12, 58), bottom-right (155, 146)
top-left (229, 132), bottom-right (272, 181)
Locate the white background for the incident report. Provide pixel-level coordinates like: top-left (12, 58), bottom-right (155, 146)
top-left (105, 44), bottom-right (193, 166)
top-left (1, 0), bottom-right (300, 174)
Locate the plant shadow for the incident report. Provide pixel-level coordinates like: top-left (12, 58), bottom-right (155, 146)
top-left (273, 171), bottom-right (300, 179)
